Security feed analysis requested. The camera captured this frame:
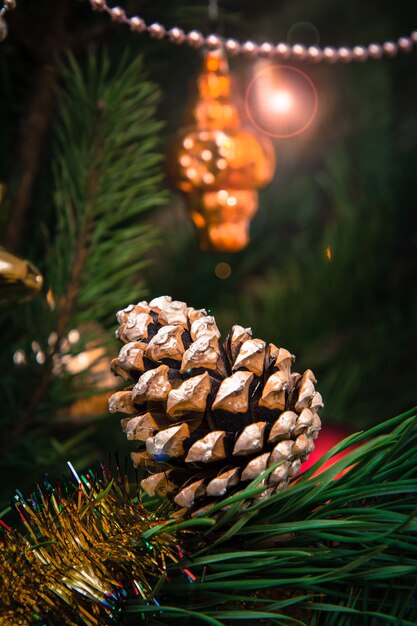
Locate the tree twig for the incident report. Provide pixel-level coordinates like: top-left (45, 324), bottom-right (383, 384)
top-left (5, 112), bottom-right (105, 450)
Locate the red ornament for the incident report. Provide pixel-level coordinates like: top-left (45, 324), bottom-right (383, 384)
top-left (302, 424), bottom-right (354, 476)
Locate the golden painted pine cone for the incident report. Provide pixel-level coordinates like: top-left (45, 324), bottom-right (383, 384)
top-left (109, 296), bottom-right (323, 515)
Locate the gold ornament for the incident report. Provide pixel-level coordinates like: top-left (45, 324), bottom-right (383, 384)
top-left (0, 183), bottom-right (43, 305)
top-left (168, 51), bottom-right (275, 253)
top-left (0, 246), bottom-right (43, 305)
top-left (109, 296), bottom-right (322, 516)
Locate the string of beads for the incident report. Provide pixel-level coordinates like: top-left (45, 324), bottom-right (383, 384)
top-left (90, 0), bottom-right (417, 63)
top-left (0, 0), bottom-right (15, 17)
top-left (0, 0), bottom-right (16, 42)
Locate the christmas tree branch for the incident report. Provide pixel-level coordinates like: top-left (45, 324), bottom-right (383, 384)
top-left (0, 51), bottom-right (166, 484)
top-left (6, 113), bottom-right (105, 448)
top-left (2, 408), bottom-right (416, 625)
top-left (144, 407), bottom-right (417, 625)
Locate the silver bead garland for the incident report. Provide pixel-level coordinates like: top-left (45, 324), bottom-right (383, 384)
top-left (89, 0), bottom-right (417, 63)
top-left (0, 17), bottom-right (7, 42)
top-left (0, 0), bottom-right (17, 42)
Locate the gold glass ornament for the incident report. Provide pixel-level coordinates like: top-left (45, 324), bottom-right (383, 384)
top-left (168, 50), bottom-right (275, 253)
top-left (0, 246), bottom-right (43, 305)
top-left (0, 184), bottom-right (43, 305)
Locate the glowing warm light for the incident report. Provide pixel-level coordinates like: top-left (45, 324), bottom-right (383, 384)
top-left (214, 132), bottom-right (228, 147)
top-left (179, 154), bottom-right (191, 167)
top-left (46, 288), bottom-right (56, 310)
top-left (48, 332), bottom-right (58, 347)
top-left (203, 172), bottom-right (215, 184)
top-left (36, 351), bottom-right (46, 365)
top-left (183, 137), bottom-right (194, 150)
top-left (245, 63), bottom-right (318, 139)
top-left (186, 168), bottom-right (197, 179)
top-left (13, 349), bottom-right (26, 365)
top-left (207, 55), bottom-right (221, 72)
top-left (68, 329), bottom-right (81, 344)
top-left (218, 137), bottom-right (234, 157)
top-left (215, 262), bottom-right (232, 279)
top-left (269, 90), bottom-right (293, 113)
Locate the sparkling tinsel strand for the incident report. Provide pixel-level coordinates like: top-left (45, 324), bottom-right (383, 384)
top-left (0, 467), bottom-right (179, 626)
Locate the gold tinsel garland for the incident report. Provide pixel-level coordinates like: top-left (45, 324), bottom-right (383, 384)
top-left (0, 466), bottom-right (179, 626)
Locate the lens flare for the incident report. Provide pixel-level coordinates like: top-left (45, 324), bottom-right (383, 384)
top-left (245, 64), bottom-right (318, 139)
top-left (215, 262), bottom-right (232, 279)
top-left (269, 90), bottom-right (293, 114)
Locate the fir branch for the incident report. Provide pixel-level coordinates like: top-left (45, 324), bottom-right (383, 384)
top-left (6, 103), bottom-right (105, 447)
top-left (2, 409), bottom-right (417, 625)
top-left (131, 408), bottom-right (417, 625)
top-left (0, 51), bottom-right (166, 473)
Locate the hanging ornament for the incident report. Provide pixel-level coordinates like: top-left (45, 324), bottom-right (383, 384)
top-left (168, 50), bottom-right (275, 253)
top-left (0, 183), bottom-right (43, 305)
top-left (0, 246), bottom-right (43, 305)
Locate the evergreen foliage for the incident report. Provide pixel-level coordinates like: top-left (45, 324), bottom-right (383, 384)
top-left (0, 52), bottom-right (165, 500)
top-left (128, 408), bottom-right (417, 625)
top-left (1, 409), bottom-right (416, 625)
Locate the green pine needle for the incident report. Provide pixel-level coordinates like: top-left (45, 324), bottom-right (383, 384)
top-left (0, 50), bottom-right (166, 497)
top-left (126, 407), bottom-right (417, 625)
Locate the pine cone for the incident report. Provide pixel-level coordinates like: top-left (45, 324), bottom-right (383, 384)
top-left (109, 296), bottom-right (322, 515)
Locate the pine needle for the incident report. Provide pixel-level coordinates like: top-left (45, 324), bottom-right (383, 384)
top-left (1, 409), bottom-right (416, 625)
